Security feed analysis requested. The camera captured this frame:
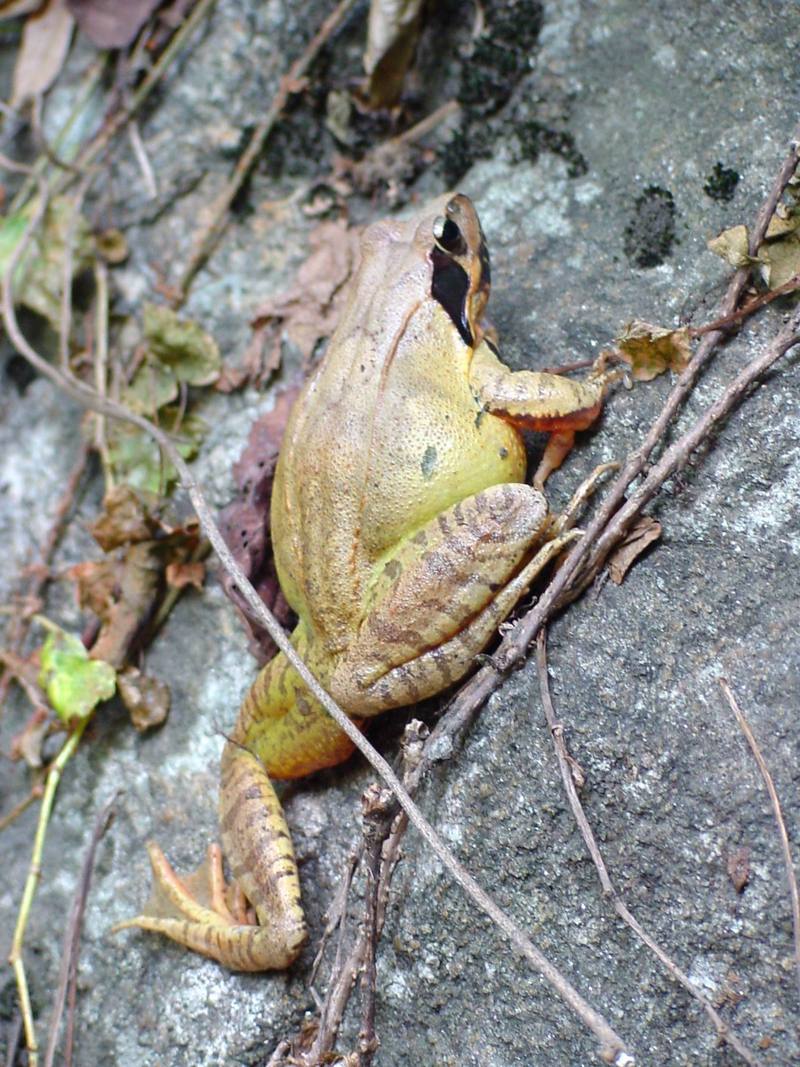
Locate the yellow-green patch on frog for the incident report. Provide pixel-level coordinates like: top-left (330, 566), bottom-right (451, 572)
top-left (116, 193), bottom-right (618, 970)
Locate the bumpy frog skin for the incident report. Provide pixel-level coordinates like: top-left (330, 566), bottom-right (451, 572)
top-left (117, 194), bottom-right (617, 969)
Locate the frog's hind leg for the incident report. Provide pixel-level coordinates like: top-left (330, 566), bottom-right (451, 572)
top-left (115, 635), bottom-right (348, 971)
top-left (331, 483), bottom-right (581, 714)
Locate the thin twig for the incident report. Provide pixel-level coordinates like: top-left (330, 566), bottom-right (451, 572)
top-left (0, 782), bottom-right (44, 833)
top-left (43, 794), bottom-right (117, 1067)
top-left (59, 174), bottom-right (93, 371)
top-left (536, 631), bottom-right (761, 1066)
top-left (92, 259), bottom-right (114, 491)
top-left (358, 787), bottom-right (392, 1065)
top-left (174, 0), bottom-right (359, 301)
top-left (690, 272), bottom-right (800, 337)
top-left (720, 679), bottom-right (800, 1004)
top-left (127, 121), bottom-right (157, 200)
top-left (2, 175), bottom-right (633, 1067)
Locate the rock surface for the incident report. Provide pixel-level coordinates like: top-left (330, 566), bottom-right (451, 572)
top-left (1, 2), bottom-right (798, 1065)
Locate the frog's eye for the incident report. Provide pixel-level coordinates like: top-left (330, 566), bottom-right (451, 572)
top-left (433, 215), bottom-right (466, 257)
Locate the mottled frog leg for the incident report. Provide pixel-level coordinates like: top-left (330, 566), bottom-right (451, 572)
top-left (469, 340), bottom-right (621, 489)
top-left (330, 483), bottom-right (581, 714)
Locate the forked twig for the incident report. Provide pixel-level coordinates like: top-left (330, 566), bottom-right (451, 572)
top-left (536, 632), bottom-right (761, 1066)
top-left (720, 679), bottom-right (800, 1004)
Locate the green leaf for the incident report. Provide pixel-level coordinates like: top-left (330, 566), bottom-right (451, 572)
top-left (0, 197), bottom-right (93, 330)
top-left (123, 361), bottom-right (179, 416)
top-left (143, 303), bottom-right (221, 386)
top-left (107, 411), bottom-right (207, 493)
top-left (39, 627), bottom-right (116, 724)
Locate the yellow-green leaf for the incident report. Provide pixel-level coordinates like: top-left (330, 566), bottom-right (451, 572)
top-left (143, 303), bottom-right (220, 386)
top-left (39, 627), bottom-right (116, 724)
top-left (616, 321), bottom-right (691, 381)
top-left (707, 224), bottom-right (751, 269)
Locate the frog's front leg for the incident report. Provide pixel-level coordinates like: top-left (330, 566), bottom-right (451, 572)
top-left (470, 340), bottom-right (620, 488)
top-left (330, 483), bottom-right (580, 714)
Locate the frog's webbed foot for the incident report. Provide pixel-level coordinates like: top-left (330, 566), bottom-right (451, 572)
top-left (113, 840), bottom-right (304, 971)
top-left (114, 743), bottom-right (308, 971)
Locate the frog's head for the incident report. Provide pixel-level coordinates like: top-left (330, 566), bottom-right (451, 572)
top-left (428, 193), bottom-right (491, 348)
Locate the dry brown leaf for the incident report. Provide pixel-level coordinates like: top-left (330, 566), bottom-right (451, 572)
top-left (66, 0), bottom-right (160, 48)
top-left (91, 484), bottom-right (160, 551)
top-left (117, 665), bottom-right (170, 732)
top-left (616, 321), bottom-right (691, 381)
top-left (363, 0), bottom-right (425, 108)
top-left (247, 218), bottom-right (361, 380)
top-left (11, 0), bottom-right (74, 106)
top-left (707, 224), bottom-right (751, 268)
top-left (165, 559), bottom-right (205, 591)
top-left (726, 846), bottom-right (751, 893)
top-left (608, 516), bottom-right (662, 584)
top-left (218, 387), bottom-right (301, 663)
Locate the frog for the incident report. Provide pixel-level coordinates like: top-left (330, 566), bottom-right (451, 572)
top-left (116, 193), bottom-right (618, 970)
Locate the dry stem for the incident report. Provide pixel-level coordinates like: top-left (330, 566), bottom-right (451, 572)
top-left (536, 632), bottom-right (761, 1066)
top-left (720, 679), bottom-right (800, 1005)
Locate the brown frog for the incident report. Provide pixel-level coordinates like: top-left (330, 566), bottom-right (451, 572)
top-left (117, 193), bottom-right (617, 969)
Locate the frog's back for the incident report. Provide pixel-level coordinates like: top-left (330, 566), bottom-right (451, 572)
top-left (271, 198), bottom-right (525, 657)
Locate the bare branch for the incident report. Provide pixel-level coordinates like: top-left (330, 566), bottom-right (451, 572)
top-left (720, 679), bottom-right (800, 1005)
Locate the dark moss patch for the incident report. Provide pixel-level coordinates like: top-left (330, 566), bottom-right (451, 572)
top-left (513, 121), bottom-right (588, 177)
top-left (623, 186), bottom-right (677, 268)
top-left (458, 0), bottom-right (543, 116)
top-left (5, 354), bottom-right (37, 394)
top-left (438, 0), bottom-right (544, 184)
top-left (703, 162), bottom-right (740, 201)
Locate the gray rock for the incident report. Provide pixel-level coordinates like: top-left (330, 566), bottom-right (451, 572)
top-left (1, 1), bottom-right (798, 1065)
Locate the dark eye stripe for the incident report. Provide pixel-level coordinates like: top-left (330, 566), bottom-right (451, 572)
top-left (431, 247), bottom-right (473, 346)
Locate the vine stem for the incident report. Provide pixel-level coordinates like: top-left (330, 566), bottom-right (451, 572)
top-left (7, 720), bottom-right (88, 1067)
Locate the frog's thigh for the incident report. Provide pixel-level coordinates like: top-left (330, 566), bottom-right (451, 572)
top-left (332, 483), bottom-right (557, 711)
top-left (235, 636), bottom-right (357, 780)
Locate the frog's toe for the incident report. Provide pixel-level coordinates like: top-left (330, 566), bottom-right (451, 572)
top-left (113, 841), bottom-right (306, 971)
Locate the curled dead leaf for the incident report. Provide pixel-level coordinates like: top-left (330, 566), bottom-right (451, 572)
top-left (726, 846), bottom-right (751, 893)
top-left (218, 388), bottom-right (301, 663)
top-left (66, 0), bottom-right (160, 49)
top-left (608, 516), bottom-right (662, 584)
top-left (117, 665), bottom-right (170, 732)
top-left (707, 224), bottom-right (751, 269)
top-left (247, 218), bottom-right (361, 381)
top-left (10, 709), bottom-right (50, 768)
top-left (11, 0), bottom-right (74, 106)
top-left (616, 321), bottom-right (691, 381)
top-left (363, 0), bottom-right (425, 108)
top-left (91, 484), bottom-right (160, 551)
